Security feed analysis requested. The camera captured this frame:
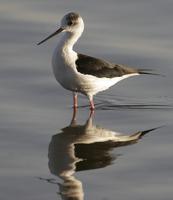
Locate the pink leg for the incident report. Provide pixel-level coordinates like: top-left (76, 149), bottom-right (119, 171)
top-left (71, 106), bottom-right (77, 125)
top-left (73, 92), bottom-right (78, 108)
top-left (89, 108), bottom-right (95, 118)
top-left (89, 96), bottom-right (95, 111)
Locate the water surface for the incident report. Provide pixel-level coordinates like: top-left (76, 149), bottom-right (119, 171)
top-left (0, 0), bottom-right (173, 199)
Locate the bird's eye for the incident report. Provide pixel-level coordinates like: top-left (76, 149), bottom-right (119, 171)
top-left (67, 21), bottom-right (73, 26)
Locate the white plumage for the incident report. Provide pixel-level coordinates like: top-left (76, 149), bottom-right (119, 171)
top-left (38, 12), bottom-right (144, 110)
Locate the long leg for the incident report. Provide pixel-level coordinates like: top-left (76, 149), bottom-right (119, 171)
top-left (89, 96), bottom-right (95, 111)
top-left (73, 92), bottom-right (78, 108)
top-left (70, 106), bottom-right (77, 126)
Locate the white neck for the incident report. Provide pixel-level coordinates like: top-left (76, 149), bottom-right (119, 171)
top-left (58, 31), bottom-right (82, 52)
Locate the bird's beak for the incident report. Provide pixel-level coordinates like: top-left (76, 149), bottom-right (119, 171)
top-left (37, 27), bottom-right (64, 45)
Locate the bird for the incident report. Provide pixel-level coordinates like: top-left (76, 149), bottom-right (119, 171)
top-left (37, 12), bottom-right (154, 110)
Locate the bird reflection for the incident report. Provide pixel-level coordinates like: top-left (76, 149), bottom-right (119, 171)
top-left (47, 110), bottom-right (157, 200)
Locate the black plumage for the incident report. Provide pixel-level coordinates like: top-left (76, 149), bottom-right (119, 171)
top-left (76, 54), bottom-right (138, 78)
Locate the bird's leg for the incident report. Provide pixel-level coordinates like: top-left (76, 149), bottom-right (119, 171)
top-left (85, 110), bottom-right (94, 128)
top-left (73, 92), bottom-right (78, 108)
top-left (89, 96), bottom-right (95, 111)
top-left (88, 108), bottom-right (94, 122)
top-left (70, 106), bottom-right (77, 126)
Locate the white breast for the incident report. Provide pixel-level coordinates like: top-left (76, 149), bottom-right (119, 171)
top-left (52, 44), bottom-right (79, 91)
top-left (52, 44), bottom-right (139, 97)
top-left (52, 32), bottom-right (139, 97)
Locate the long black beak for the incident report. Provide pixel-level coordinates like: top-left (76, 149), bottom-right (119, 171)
top-left (37, 27), bottom-right (64, 45)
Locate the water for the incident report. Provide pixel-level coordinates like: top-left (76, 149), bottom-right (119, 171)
top-left (0, 0), bottom-right (173, 199)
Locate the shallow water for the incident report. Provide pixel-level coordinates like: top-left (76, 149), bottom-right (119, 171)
top-left (1, 0), bottom-right (173, 199)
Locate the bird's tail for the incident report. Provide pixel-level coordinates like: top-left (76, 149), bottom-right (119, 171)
top-left (129, 127), bottom-right (160, 140)
top-left (138, 69), bottom-right (163, 76)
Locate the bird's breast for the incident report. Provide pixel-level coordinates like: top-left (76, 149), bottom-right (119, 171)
top-left (52, 47), bottom-right (79, 91)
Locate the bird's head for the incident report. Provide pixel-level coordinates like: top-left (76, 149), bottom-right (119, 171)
top-left (37, 12), bottom-right (84, 45)
top-left (61, 12), bottom-right (84, 33)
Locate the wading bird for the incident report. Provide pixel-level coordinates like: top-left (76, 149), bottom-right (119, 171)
top-left (38, 12), bottom-right (154, 110)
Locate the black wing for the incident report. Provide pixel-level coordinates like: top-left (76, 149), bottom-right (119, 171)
top-left (76, 54), bottom-right (138, 78)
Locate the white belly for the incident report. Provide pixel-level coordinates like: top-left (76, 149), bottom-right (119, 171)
top-left (53, 60), bottom-right (138, 97)
top-left (52, 46), bottom-right (138, 97)
top-left (72, 73), bottom-right (139, 96)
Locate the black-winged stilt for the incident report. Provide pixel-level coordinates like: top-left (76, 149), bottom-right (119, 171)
top-left (38, 12), bottom-right (154, 110)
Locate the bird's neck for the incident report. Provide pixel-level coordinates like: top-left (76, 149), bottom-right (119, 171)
top-left (58, 31), bottom-right (81, 52)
